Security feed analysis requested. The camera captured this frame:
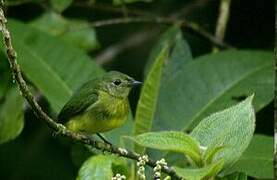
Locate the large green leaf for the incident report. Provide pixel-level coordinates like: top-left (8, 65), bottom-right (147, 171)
top-left (77, 155), bottom-right (113, 180)
top-left (225, 135), bottom-right (273, 179)
top-left (145, 24), bottom-right (193, 77)
top-left (5, 20), bottom-right (104, 112)
top-left (190, 96), bottom-right (255, 173)
top-left (0, 88), bottom-right (24, 144)
top-left (133, 25), bottom-right (192, 150)
top-left (153, 50), bottom-right (273, 131)
top-left (174, 160), bottom-right (224, 180)
top-left (220, 172), bottom-right (247, 180)
top-left (30, 12), bottom-right (99, 51)
top-left (129, 131), bottom-right (201, 164)
top-left (133, 46), bottom-right (168, 153)
top-left (77, 155), bottom-right (128, 180)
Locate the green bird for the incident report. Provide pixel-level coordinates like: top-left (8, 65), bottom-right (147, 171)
top-left (58, 71), bottom-right (141, 143)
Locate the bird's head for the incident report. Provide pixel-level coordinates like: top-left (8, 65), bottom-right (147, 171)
top-left (100, 71), bottom-right (142, 98)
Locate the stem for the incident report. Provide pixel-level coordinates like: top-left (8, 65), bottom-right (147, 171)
top-left (214, 0), bottom-right (231, 51)
top-left (0, 2), bottom-right (182, 180)
top-left (70, 16), bottom-right (233, 49)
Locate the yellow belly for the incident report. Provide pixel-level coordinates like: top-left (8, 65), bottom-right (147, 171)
top-left (66, 91), bottom-right (129, 134)
top-left (66, 112), bottom-right (128, 133)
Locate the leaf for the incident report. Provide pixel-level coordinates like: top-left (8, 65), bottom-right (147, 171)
top-left (50, 0), bottom-right (73, 12)
top-left (0, 88), bottom-right (24, 144)
top-left (174, 160), bottom-right (224, 180)
top-left (30, 12), bottom-right (99, 51)
top-left (134, 25), bottom-right (192, 154)
top-left (225, 135), bottom-right (273, 179)
top-left (77, 155), bottom-right (128, 180)
top-left (203, 145), bottom-right (225, 164)
top-left (133, 46), bottom-right (168, 153)
top-left (220, 172), bottom-right (247, 180)
top-left (113, 0), bottom-right (153, 5)
top-left (190, 96), bottom-right (255, 173)
top-left (153, 50), bottom-right (273, 131)
top-left (129, 131), bottom-right (201, 164)
top-left (145, 24), bottom-right (192, 77)
top-left (77, 155), bottom-right (113, 180)
top-left (5, 20), bottom-right (104, 112)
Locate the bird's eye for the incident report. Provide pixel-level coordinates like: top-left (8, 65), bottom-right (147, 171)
top-left (113, 79), bottom-right (121, 86)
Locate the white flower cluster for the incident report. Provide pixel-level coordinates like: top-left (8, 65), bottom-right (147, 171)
top-left (111, 173), bottom-right (126, 180)
top-left (137, 155), bottom-right (149, 180)
top-left (154, 158), bottom-right (168, 180)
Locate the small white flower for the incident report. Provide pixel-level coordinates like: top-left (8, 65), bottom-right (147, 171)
top-left (154, 158), bottom-right (168, 179)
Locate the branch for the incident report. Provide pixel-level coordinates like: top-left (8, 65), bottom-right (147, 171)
top-left (0, 3), bottom-right (182, 180)
top-left (214, 0), bottom-right (231, 42)
top-left (71, 16), bottom-right (233, 49)
top-left (273, 1), bottom-right (277, 179)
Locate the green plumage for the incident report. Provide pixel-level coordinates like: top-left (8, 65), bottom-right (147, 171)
top-left (58, 71), bottom-right (140, 134)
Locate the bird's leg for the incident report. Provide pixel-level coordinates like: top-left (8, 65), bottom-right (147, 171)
top-left (97, 133), bottom-right (113, 146)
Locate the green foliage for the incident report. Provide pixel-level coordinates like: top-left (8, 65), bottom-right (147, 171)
top-left (133, 46), bottom-right (168, 153)
top-left (0, 88), bottom-right (24, 144)
top-left (30, 12), bottom-right (99, 51)
top-left (129, 131), bottom-right (201, 164)
top-left (50, 0), bottom-right (73, 12)
top-left (191, 96), bottom-right (255, 173)
top-left (133, 25), bottom-right (192, 154)
top-left (203, 146), bottom-right (225, 165)
top-left (174, 160), bottom-right (224, 180)
top-left (145, 24), bottom-right (193, 75)
top-left (220, 172), bottom-right (248, 180)
top-left (154, 50), bottom-right (273, 131)
top-left (225, 135), bottom-right (273, 179)
top-left (77, 155), bottom-right (128, 180)
top-left (6, 20), bottom-right (104, 112)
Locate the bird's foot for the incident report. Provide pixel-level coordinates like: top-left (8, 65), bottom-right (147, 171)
top-left (52, 124), bottom-right (67, 137)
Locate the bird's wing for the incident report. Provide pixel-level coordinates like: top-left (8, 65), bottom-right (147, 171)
top-left (58, 80), bottom-right (99, 123)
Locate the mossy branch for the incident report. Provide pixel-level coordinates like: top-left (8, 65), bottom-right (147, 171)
top-left (0, 3), bottom-right (182, 180)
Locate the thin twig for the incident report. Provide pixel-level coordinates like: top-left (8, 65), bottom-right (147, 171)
top-left (214, 0), bottom-right (231, 51)
top-left (73, 1), bottom-right (155, 17)
top-left (0, 3), bottom-right (182, 180)
top-left (170, 0), bottom-right (214, 18)
top-left (96, 29), bottom-right (158, 65)
top-left (70, 16), bottom-right (233, 49)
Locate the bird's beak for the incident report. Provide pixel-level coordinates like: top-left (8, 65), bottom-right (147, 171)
top-left (130, 80), bottom-right (142, 87)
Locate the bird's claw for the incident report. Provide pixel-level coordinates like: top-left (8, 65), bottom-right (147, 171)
top-left (52, 124), bottom-right (67, 137)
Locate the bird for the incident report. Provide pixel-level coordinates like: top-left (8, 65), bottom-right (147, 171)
top-left (58, 71), bottom-right (141, 144)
